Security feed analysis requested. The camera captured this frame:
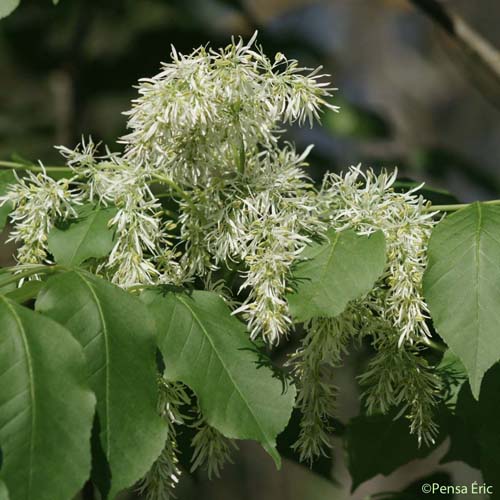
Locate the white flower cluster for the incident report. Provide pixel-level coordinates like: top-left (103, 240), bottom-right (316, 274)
top-left (57, 139), bottom-right (182, 287)
top-left (121, 32), bottom-right (337, 186)
top-left (178, 145), bottom-right (324, 343)
top-left (320, 165), bottom-right (437, 346)
top-left (290, 167), bottom-right (441, 460)
top-left (1, 35), bottom-right (336, 343)
top-left (0, 169), bottom-right (82, 264)
top-left (0, 33), bottom-right (446, 484)
top-left (117, 32), bottom-right (336, 343)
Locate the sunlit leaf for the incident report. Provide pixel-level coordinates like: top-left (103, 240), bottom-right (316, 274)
top-left (0, 296), bottom-right (95, 500)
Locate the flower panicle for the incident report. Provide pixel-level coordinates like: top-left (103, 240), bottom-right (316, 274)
top-left (321, 165), bottom-right (438, 346)
top-left (56, 140), bottom-right (183, 288)
top-left (0, 168), bottom-right (82, 265)
top-left (121, 32), bottom-right (337, 185)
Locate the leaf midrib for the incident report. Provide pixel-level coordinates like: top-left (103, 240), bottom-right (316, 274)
top-left (472, 203), bottom-right (483, 392)
top-left (72, 271), bottom-right (111, 456)
top-left (175, 295), bottom-right (273, 447)
top-left (0, 296), bottom-right (35, 496)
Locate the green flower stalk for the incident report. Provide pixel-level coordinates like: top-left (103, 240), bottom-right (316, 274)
top-left (290, 313), bottom-right (359, 462)
top-left (190, 416), bottom-right (237, 480)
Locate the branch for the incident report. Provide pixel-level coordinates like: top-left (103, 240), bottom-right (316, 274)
top-left (409, 0), bottom-right (500, 106)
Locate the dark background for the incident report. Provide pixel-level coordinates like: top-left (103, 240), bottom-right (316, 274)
top-left (1, 0), bottom-right (497, 498)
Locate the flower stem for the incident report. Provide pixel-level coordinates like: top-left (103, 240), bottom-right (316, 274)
top-left (151, 173), bottom-right (197, 211)
top-left (0, 161), bottom-right (72, 174)
top-left (426, 339), bottom-right (447, 353)
top-left (426, 199), bottom-right (500, 213)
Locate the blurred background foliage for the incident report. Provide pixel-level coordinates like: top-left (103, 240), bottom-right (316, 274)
top-left (1, 0), bottom-right (499, 498)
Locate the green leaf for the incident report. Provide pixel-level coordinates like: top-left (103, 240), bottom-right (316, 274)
top-left (142, 288), bottom-right (296, 467)
top-left (287, 229), bottom-right (386, 322)
top-left (36, 271), bottom-right (166, 498)
top-left (0, 171), bottom-right (16, 231)
top-left (345, 410), bottom-right (448, 491)
top-left (0, 0), bottom-right (20, 20)
top-left (0, 296), bottom-right (95, 500)
top-left (4, 281), bottom-right (44, 304)
top-left (423, 203), bottom-right (500, 398)
top-left (48, 205), bottom-right (117, 267)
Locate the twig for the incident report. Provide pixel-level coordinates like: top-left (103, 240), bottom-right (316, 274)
top-left (409, 0), bottom-right (500, 106)
top-left (425, 199), bottom-right (500, 212)
top-left (0, 161), bottom-right (72, 174)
